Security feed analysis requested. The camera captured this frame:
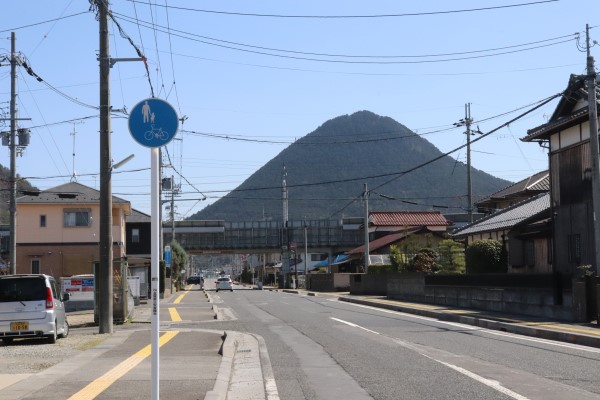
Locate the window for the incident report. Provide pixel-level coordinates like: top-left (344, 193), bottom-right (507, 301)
top-left (311, 253), bottom-right (327, 262)
top-left (40, 215), bottom-right (46, 227)
top-left (31, 259), bottom-right (40, 274)
top-left (132, 228), bottom-right (140, 243)
top-left (64, 209), bottom-right (91, 227)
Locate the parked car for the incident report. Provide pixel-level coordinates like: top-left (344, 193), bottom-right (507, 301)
top-left (0, 274), bottom-right (70, 344)
top-left (215, 277), bottom-right (233, 292)
top-left (186, 275), bottom-right (201, 285)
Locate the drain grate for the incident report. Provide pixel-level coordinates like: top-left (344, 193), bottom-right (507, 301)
top-left (237, 349), bottom-right (252, 353)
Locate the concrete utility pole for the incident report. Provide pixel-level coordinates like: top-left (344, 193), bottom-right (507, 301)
top-left (363, 183), bottom-right (370, 273)
top-left (98, 0), bottom-right (113, 334)
top-left (282, 165), bottom-right (289, 288)
top-left (9, 32), bottom-right (17, 275)
top-left (304, 221), bottom-right (308, 289)
top-left (454, 103), bottom-right (476, 223)
top-left (585, 24), bottom-right (600, 276)
top-left (465, 103), bottom-right (474, 223)
top-left (170, 175), bottom-right (176, 243)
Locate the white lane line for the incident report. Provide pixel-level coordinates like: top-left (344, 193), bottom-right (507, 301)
top-left (341, 301), bottom-right (600, 353)
top-left (424, 356), bottom-right (530, 400)
top-left (331, 317), bottom-right (530, 400)
top-left (330, 317), bottom-right (381, 335)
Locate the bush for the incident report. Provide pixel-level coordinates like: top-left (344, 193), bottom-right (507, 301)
top-left (407, 248), bottom-right (440, 273)
top-left (437, 239), bottom-right (466, 274)
top-left (368, 264), bottom-right (396, 274)
top-left (465, 239), bottom-right (506, 273)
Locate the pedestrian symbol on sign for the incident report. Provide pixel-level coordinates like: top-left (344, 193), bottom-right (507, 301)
top-left (129, 98), bottom-right (179, 148)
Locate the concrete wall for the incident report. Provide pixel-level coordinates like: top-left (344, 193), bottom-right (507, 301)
top-left (350, 273), bottom-right (398, 295)
top-left (309, 273), bottom-right (358, 291)
top-left (308, 274), bottom-right (333, 291)
top-left (387, 274), bottom-right (575, 321)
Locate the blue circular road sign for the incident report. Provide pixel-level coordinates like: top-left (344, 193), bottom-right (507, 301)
top-left (129, 98), bottom-right (179, 147)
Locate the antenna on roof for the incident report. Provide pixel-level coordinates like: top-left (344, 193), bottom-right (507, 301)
top-left (70, 122), bottom-right (83, 182)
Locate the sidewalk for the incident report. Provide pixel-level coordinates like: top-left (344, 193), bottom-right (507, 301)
top-left (280, 288), bottom-right (600, 348)
top-left (0, 287), bottom-right (274, 400)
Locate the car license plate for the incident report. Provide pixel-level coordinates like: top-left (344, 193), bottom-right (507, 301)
top-left (10, 321), bottom-right (28, 331)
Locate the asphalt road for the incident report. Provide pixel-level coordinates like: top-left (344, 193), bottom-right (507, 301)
top-left (206, 286), bottom-right (600, 400)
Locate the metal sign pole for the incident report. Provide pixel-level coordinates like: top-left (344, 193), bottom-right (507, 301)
top-left (151, 147), bottom-right (160, 400)
top-left (128, 97), bottom-right (178, 400)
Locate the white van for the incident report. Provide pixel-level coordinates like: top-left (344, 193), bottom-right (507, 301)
top-left (0, 274), bottom-right (70, 344)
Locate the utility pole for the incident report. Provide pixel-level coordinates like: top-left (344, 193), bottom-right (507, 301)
top-left (465, 103), bottom-right (474, 223)
top-left (98, 0), bottom-right (113, 334)
top-left (170, 175), bottom-right (176, 243)
top-left (9, 32), bottom-right (17, 275)
top-left (282, 165), bottom-right (289, 288)
top-left (304, 221), bottom-right (308, 289)
top-left (585, 24), bottom-right (600, 276)
top-left (363, 183), bottom-right (370, 273)
top-left (454, 103), bottom-right (476, 223)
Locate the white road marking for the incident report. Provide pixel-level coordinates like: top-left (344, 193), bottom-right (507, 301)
top-left (331, 317), bottom-right (532, 400)
top-left (340, 301), bottom-right (600, 354)
top-left (331, 317), bottom-right (381, 335)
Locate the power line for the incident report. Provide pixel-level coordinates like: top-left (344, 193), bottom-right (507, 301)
top-left (112, 11), bottom-right (576, 60)
top-left (124, 0), bottom-right (558, 19)
top-left (112, 11), bottom-right (576, 64)
top-left (0, 11), bottom-right (88, 33)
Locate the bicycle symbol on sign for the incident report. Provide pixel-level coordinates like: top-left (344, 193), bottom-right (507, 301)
top-left (144, 125), bottom-right (169, 141)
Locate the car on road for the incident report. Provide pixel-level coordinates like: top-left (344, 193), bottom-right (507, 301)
top-left (186, 275), bottom-right (201, 285)
top-left (215, 277), bottom-right (233, 292)
top-left (0, 274), bottom-right (70, 344)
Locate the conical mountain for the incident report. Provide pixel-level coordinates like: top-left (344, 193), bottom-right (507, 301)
top-left (190, 111), bottom-right (511, 221)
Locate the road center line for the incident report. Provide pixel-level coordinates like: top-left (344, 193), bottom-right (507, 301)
top-left (68, 331), bottom-right (179, 400)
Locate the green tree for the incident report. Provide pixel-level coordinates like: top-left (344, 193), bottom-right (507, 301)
top-left (170, 241), bottom-right (189, 291)
top-left (437, 239), bottom-right (466, 274)
top-left (465, 239), bottom-right (506, 273)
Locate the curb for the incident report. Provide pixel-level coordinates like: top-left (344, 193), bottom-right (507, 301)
top-left (205, 331), bottom-right (275, 400)
top-left (339, 296), bottom-right (600, 348)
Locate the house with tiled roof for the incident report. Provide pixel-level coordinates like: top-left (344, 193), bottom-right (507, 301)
top-left (453, 193), bottom-right (551, 273)
top-left (15, 181), bottom-right (131, 278)
top-left (521, 73), bottom-right (600, 276)
top-left (368, 211), bottom-right (450, 237)
top-left (338, 211), bottom-right (451, 271)
top-left (475, 170), bottom-right (549, 215)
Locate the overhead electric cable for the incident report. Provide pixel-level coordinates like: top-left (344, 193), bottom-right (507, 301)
top-left (105, 6), bottom-right (155, 96)
top-left (163, 0), bottom-right (183, 112)
top-left (370, 93), bottom-right (562, 193)
top-left (0, 12), bottom-right (88, 33)
top-left (112, 11), bottom-right (575, 64)
top-left (124, 0), bottom-right (558, 19)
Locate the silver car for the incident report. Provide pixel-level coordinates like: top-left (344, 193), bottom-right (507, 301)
top-left (0, 274), bottom-right (70, 344)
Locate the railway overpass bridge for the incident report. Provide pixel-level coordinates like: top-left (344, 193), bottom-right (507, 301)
top-left (162, 218), bottom-right (365, 257)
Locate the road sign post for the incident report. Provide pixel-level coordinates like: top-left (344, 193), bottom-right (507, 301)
top-left (129, 98), bottom-right (178, 400)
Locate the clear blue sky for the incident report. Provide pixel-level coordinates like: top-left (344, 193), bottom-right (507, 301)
top-left (0, 1), bottom-right (598, 217)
